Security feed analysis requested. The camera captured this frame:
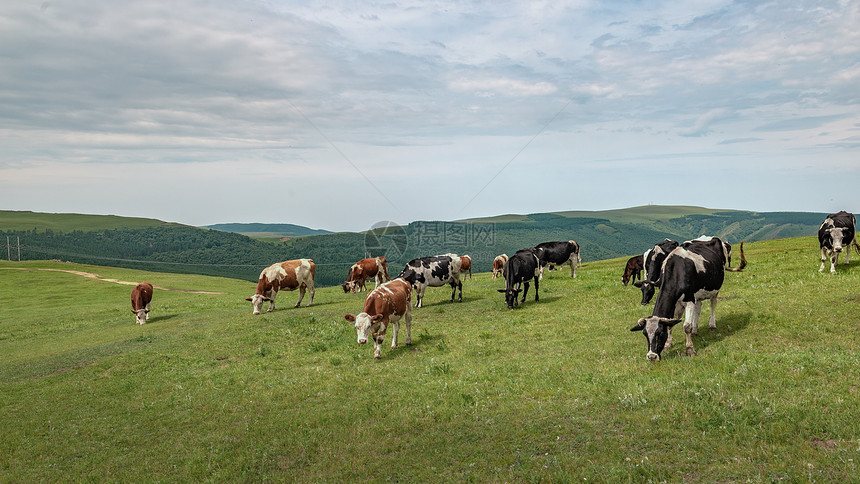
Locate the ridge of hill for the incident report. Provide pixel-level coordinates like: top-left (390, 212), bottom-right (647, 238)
top-left (0, 206), bottom-right (835, 286)
top-left (203, 223), bottom-right (332, 239)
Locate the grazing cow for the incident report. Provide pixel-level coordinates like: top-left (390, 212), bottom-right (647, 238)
top-left (622, 255), bottom-right (644, 286)
top-left (497, 248), bottom-right (541, 309)
top-left (342, 256), bottom-right (390, 293)
top-left (492, 254), bottom-right (509, 280)
top-left (534, 240), bottom-right (581, 277)
top-left (344, 278), bottom-right (413, 359)
top-left (398, 254), bottom-right (462, 308)
top-left (246, 259), bottom-right (315, 314)
top-left (459, 254), bottom-right (473, 279)
top-left (131, 281), bottom-right (153, 325)
top-left (630, 236), bottom-right (746, 360)
top-left (818, 211), bottom-right (859, 274)
top-left (633, 239), bottom-right (679, 305)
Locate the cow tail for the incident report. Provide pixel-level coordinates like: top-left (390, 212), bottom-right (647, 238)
top-left (726, 241), bottom-right (746, 272)
top-left (853, 237), bottom-right (860, 256)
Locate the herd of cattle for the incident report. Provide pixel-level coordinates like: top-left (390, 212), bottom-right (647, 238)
top-left (130, 211), bottom-right (858, 361)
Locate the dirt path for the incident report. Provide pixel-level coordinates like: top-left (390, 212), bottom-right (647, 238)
top-left (1, 267), bottom-right (227, 294)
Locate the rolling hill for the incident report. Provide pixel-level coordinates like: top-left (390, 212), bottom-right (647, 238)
top-left (0, 206), bottom-right (836, 287)
top-left (203, 223), bottom-right (332, 239)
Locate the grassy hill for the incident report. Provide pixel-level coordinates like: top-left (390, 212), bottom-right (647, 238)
top-left (204, 223), bottom-right (332, 239)
top-left (1, 236), bottom-right (857, 482)
top-left (0, 206), bottom-right (835, 288)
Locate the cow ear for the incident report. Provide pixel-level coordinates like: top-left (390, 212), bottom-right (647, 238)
top-left (660, 318), bottom-right (682, 327)
top-left (371, 315), bottom-right (384, 322)
top-left (632, 281), bottom-right (643, 288)
top-left (344, 314), bottom-right (356, 322)
top-left (131, 310), bottom-right (136, 314)
top-left (145, 309), bottom-right (150, 313)
top-left (262, 297), bottom-right (272, 301)
top-left (630, 318), bottom-right (647, 331)
top-left (497, 289), bottom-right (507, 293)
top-left (245, 297), bottom-right (253, 301)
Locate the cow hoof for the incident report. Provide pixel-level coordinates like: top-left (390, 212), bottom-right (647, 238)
top-left (685, 347), bottom-right (697, 357)
top-left (708, 324), bottom-right (716, 330)
top-left (374, 353), bottom-right (381, 359)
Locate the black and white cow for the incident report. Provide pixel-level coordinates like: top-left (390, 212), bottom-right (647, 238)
top-left (398, 254), bottom-right (463, 308)
top-left (534, 240), bottom-right (581, 278)
top-left (630, 236), bottom-right (746, 361)
top-left (497, 248), bottom-right (541, 309)
top-left (633, 239), bottom-right (679, 305)
top-left (818, 211), bottom-right (859, 274)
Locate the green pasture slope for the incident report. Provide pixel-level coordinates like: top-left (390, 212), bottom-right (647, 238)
top-left (1, 237), bottom-right (858, 482)
top-left (0, 210), bottom-right (169, 232)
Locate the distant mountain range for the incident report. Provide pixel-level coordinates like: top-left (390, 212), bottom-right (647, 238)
top-left (0, 206), bottom-right (838, 286)
top-left (203, 223), bottom-right (332, 239)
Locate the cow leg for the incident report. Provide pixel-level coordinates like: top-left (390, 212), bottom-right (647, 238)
top-left (682, 302), bottom-right (698, 335)
top-left (373, 335), bottom-right (383, 359)
top-left (708, 295), bottom-right (718, 330)
top-left (692, 301), bottom-right (704, 334)
top-left (145, 302), bottom-right (151, 321)
top-left (521, 281), bottom-right (530, 304)
top-left (819, 248), bottom-right (828, 272)
top-left (307, 283), bottom-right (315, 306)
top-left (457, 280), bottom-right (462, 302)
top-left (533, 275), bottom-right (540, 301)
top-left (570, 260), bottom-right (577, 278)
top-left (684, 322), bottom-right (696, 357)
top-left (267, 293), bottom-right (276, 313)
top-left (294, 285), bottom-right (305, 308)
top-left (830, 250), bottom-right (839, 274)
top-left (416, 287), bottom-right (425, 308)
top-left (405, 306), bottom-right (412, 345)
top-left (391, 321), bottom-right (399, 348)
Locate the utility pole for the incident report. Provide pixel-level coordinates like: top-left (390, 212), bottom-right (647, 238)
top-left (6, 236), bottom-right (9, 261)
top-left (17, 236), bottom-right (21, 261)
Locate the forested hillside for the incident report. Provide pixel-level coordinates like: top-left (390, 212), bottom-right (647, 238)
top-left (0, 207), bottom-right (829, 287)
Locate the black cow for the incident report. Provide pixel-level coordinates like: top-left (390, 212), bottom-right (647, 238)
top-left (398, 254), bottom-right (463, 308)
top-left (818, 211), bottom-right (859, 274)
top-left (497, 248), bottom-right (541, 309)
top-left (534, 240), bottom-right (581, 277)
top-left (633, 239), bottom-right (679, 305)
top-left (630, 236), bottom-right (746, 361)
top-left (622, 254), bottom-right (644, 286)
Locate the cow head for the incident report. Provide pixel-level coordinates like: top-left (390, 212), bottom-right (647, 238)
top-left (497, 288), bottom-right (521, 309)
top-left (344, 313), bottom-right (384, 344)
top-left (245, 294), bottom-right (271, 315)
top-left (132, 308), bottom-right (149, 325)
top-left (341, 282), bottom-right (356, 293)
top-left (825, 227), bottom-right (848, 253)
top-left (630, 316), bottom-right (681, 361)
top-left (633, 280), bottom-right (656, 305)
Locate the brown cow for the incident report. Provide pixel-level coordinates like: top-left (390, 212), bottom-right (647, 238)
top-left (342, 256), bottom-right (390, 293)
top-left (344, 277), bottom-right (413, 359)
top-left (492, 254), bottom-right (508, 279)
top-left (459, 254), bottom-right (472, 279)
top-left (246, 259), bottom-right (315, 314)
top-left (131, 281), bottom-right (153, 325)
top-left (622, 254), bottom-right (644, 286)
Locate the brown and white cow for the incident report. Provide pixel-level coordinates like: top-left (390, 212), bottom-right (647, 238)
top-left (459, 254), bottom-right (473, 279)
top-left (342, 256), bottom-right (390, 293)
top-left (622, 254), bottom-right (644, 286)
top-left (344, 277), bottom-right (413, 359)
top-left (246, 259), bottom-right (315, 314)
top-left (492, 254), bottom-right (508, 280)
top-left (131, 281), bottom-right (153, 325)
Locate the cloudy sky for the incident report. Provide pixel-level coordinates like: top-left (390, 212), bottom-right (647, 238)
top-left (1, 0), bottom-right (858, 232)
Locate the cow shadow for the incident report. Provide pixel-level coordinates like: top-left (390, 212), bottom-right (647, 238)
top-left (667, 310), bottom-right (752, 356)
top-left (377, 328), bottom-right (445, 361)
top-left (145, 313), bottom-right (180, 324)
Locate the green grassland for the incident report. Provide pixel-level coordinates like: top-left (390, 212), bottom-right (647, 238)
top-left (1, 237), bottom-right (858, 482)
top-left (0, 210), bottom-right (170, 232)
